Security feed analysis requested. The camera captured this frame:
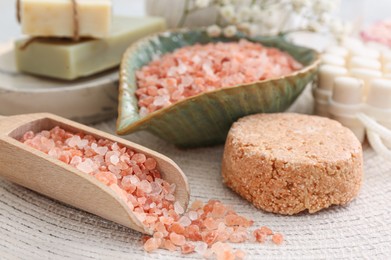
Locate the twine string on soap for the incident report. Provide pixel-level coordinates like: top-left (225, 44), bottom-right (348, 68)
top-left (16, 0), bottom-right (80, 43)
top-left (71, 0), bottom-right (80, 41)
top-left (16, 0), bottom-right (21, 23)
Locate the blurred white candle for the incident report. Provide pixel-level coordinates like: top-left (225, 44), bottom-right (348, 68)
top-left (332, 77), bottom-right (364, 105)
top-left (350, 46), bottom-right (380, 60)
top-left (321, 54), bottom-right (346, 67)
top-left (325, 46), bottom-right (349, 58)
top-left (349, 56), bottom-right (382, 70)
top-left (384, 62), bottom-right (391, 74)
top-left (329, 77), bottom-right (366, 142)
top-left (350, 68), bottom-right (382, 97)
top-left (367, 79), bottom-right (391, 109)
top-left (318, 65), bottom-right (348, 91)
top-left (365, 79), bottom-right (391, 131)
top-left (381, 50), bottom-right (391, 65)
top-left (315, 65), bottom-right (347, 117)
top-left (342, 37), bottom-right (365, 51)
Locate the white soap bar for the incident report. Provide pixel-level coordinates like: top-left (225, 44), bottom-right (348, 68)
top-left (15, 16), bottom-right (166, 80)
top-left (367, 79), bottom-right (391, 109)
top-left (21, 0), bottom-right (112, 38)
top-left (349, 56), bottom-right (381, 70)
top-left (332, 77), bottom-right (364, 105)
top-left (318, 65), bottom-right (348, 91)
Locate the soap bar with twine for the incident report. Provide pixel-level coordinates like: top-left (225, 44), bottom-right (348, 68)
top-left (17, 0), bottom-right (112, 39)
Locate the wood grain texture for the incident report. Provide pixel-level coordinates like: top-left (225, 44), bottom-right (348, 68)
top-left (0, 113), bottom-right (189, 234)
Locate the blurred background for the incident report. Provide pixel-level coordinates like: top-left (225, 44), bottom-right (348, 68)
top-left (0, 0), bottom-right (391, 42)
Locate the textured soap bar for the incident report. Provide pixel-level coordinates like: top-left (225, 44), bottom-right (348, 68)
top-left (15, 17), bottom-right (166, 80)
top-left (20, 0), bottom-right (112, 38)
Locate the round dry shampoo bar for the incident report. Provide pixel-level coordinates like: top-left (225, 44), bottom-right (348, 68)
top-left (222, 113), bottom-right (363, 215)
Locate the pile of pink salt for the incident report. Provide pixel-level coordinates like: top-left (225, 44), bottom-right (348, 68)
top-left (21, 127), bottom-right (283, 259)
top-left (143, 199), bottom-right (284, 259)
top-left (135, 39), bottom-right (303, 116)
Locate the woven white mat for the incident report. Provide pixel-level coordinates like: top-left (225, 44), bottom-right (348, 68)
top-left (1, 86), bottom-right (390, 259)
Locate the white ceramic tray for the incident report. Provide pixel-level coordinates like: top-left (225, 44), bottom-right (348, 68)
top-left (0, 42), bottom-right (119, 124)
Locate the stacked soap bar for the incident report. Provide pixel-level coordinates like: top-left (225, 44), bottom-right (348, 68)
top-left (16, 17), bottom-right (166, 80)
top-left (20, 0), bottom-right (112, 38)
top-left (314, 37), bottom-right (391, 142)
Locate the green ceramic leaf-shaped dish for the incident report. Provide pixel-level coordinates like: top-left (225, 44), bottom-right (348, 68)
top-left (117, 29), bottom-right (320, 148)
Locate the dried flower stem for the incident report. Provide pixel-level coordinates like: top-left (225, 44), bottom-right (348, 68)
top-left (178, 0), bottom-right (191, 27)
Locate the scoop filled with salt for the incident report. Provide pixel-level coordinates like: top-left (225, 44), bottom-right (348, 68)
top-left (0, 113), bottom-right (189, 235)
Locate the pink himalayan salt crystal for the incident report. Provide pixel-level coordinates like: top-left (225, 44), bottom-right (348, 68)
top-left (229, 230), bottom-right (248, 243)
top-left (211, 242), bottom-right (237, 260)
top-left (204, 217), bottom-right (219, 230)
top-left (145, 158), bottom-right (157, 170)
top-left (178, 216), bottom-right (191, 227)
top-left (272, 233), bottom-right (284, 245)
top-left (181, 243), bottom-right (195, 254)
top-left (23, 131), bottom-right (34, 140)
top-left (235, 249), bottom-right (246, 260)
top-left (164, 194), bottom-right (175, 201)
top-left (169, 232), bottom-right (186, 246)
top-left (137, 180), bottom-right (152, 193)
top-left (136, 39), bottom-right (303, 116)
top-left (144, 237), bottom-right (161, 252)
top-left (188, 211), bottom-right (198, 221)
top-left (76, 159), bottom-right (94, 174)
top-left (211, 202), bottom-right (226, 218)
top-left (132, 153), bottom-right (147, 164)
top-left (190, 199), bottom-right (204, 210)
top-left (259, 226), bottom-right (273, 236)
top-left (163, 239), bottom-right (177, 251)
top-left (194, 242), bottom-right (208, 255)
top-left (169, 222), bottom-right (186, 235)
top-left (153, 231), bottom-right (164, 239)
top-left (174, 201), bottom-right (184, 214)
top-left (253, 229), bottom-right (267, 243)
top-left (95, 171), bottom-right (117, 186)
top-left (203, 230), bottom-right (218, 246)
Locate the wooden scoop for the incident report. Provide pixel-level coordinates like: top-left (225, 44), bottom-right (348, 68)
top-left (0, 113), bottom-right (189, 234)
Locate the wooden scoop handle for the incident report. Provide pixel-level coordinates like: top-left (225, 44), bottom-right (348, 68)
top-left (0, 113), bottom-right (189, 234)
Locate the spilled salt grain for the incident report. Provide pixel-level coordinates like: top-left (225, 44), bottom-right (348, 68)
top-left (174, 201), bottom-right (184, 214)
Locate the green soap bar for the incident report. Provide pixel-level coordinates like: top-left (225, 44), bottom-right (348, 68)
top-left (15, 16), bottom-right (166, 80)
